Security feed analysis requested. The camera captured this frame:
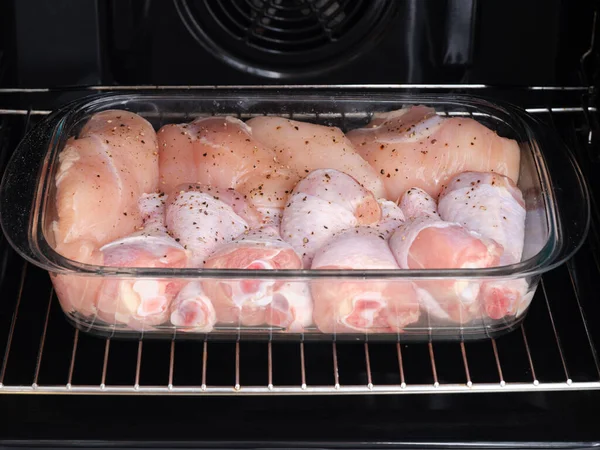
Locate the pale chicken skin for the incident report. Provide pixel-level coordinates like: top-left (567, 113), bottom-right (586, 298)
top-left (438, 172), bottom-right (528, 319)
top-left (280, 169), bottom-right (381, 266)
top-left (176, 184), bottom-right (263, 229)
top-left (158, 116), bottom-right (299, 224)
top-left (373, 199), bottom-right (405, 236)
top-left (203, 226), bottom-right (310, 330)
top-left (247, 116), bottom-right (386, 198)
top-left (166, 184), bottom-right (250, 267)
top-left (311, 227), bottom-right (420, 333)
top-left (95, 193), bottom-right (188, 329)
top-left (346, 106), bottom-right (521, 201)
top-left (390, 188), bottom-right (503, 323)
top-left (53, 110), bottom-right (159, 258)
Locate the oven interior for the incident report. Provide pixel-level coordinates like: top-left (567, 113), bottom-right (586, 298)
top-left (0, 0), bottom-right (599, 447)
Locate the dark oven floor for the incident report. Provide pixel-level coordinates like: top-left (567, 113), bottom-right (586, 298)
top-left (0, 86), bottom-right (599, 447)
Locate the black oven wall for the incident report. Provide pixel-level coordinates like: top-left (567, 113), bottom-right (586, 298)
top-left (2, 0), bottom-right (595, 88)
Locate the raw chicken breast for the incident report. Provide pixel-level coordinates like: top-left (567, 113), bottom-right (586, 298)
top-left (203, 226), bottom-right (311, 330)
top-left (157, 116), bottom-right (298, 224)
top-left (96, 193), bottom-right (188, 329)
top-left (280, 169), bottom-right (381, 266)
top-left (438, 172), bottom-right (528, 319)
top-left (346, 106), bottom-right (520, 201)
top-left (312, 227), bottom-right (420, 333)
top-left (53, 110), bottom-right (159, 255)
top-left (166, 184), bottom-right (250, 267)
top-left (170, 281), bottom-right (217, 332)
top-left (390, 188), bottom-right (503, 323)
top-left (247, 116), bottom-right (386, 198)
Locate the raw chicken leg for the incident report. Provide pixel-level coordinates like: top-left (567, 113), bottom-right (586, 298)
top-left (373, 199), bottom-right (405, 236)
top-left (166, 184), bottom-right (250, 267)
top-left (203, 226), bottom-right (310, 330)
top-left (175, 184), bottom-right (263, 229)
top-left (247, 116), bottom-right (385, 198)
top-left (170, 281), bottom-right (217, 332)
top-left (438, 172), bottom-right (528, 319)
top-left (280, 169), bottom-right (381, 266)
top-left (235, 167), bottom-right (300, 225)
top-left (157, 116), bottom-right (299, 224)
top-left (312, 226), bottom-right (420, 333)
top-left (438, 172), bottom-right (526, 265)
top-left (390, 188), bottom-right (503, 323)
top-left (53, 110), bottom-right (159, 255)
top-left (346, 106), bottom-right (520, 201)
top-left (96, 193), bottom-right (188, 329)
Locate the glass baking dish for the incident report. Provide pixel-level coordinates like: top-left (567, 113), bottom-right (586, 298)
top-left (0, 91), bottom-right (590, 341)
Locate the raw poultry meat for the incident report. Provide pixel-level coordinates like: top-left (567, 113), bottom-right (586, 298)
top-left (247, 116), bottom-right (386, 198)
top-left (174, 184), bottom-right (263, 229)
top-left (202, 225), bottom-right (310, 329)
top-left (170, 281), bottom-right (217, 332)
top-left (438, 172), bottom-right (529, 319)
top-left (50, 109), bottom-right (159, 321)
top-left (311, 225), bottom-right (420, 333)
top-left (51, 241), bottom-right (103, 318)
top-left (438, 171), bottom-right (526, 265)
top-left (95, 193), bottom-right (188, 329)
top-left (157, 116), bottom-right (299, 224)
top-left (389, 188), bottom-right (503, 323)
top-left (165, 184), bottom-right (250, 267)
top-left (53, 110), bottom-right (159, 257)
top-left (373, 199), bottom-right (406, 236)
top-left (346, 105), bottom-right (520, 201)
top-left (235, 167), bottom-right (300, 225)
top-left (280, 169), bottom-right (381, 266)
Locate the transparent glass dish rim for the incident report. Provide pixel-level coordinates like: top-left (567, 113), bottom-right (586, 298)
top-left (4, 90), bottom-right (591, 281)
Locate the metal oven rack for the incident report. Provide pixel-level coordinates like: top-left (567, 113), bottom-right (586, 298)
top-left (0, 86), bottom-right (598, 396)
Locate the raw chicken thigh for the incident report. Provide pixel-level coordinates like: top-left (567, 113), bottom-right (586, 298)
top-left (53, 110), bottom-right (159, 256)
top-left (281, 169), bottom-right (381, 266)
top-left (312, 220), bottom-right (420, 333)
top-left (202, 226), bottom-right (310, 329)
top-left (247, 116), bottom-right (386, 198)
top-left (390, 188), bottom-right (503, 323)
top-left (346, 106), bottom-right (520, 201)
top-left (438, 172), bottom-right (529, 319)
top-left (96, 193), bottom-right (188, 329)
top-left (165, 184), bottom-right (250, 267)
top-left (157, 116), bottom-right (298, 224)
